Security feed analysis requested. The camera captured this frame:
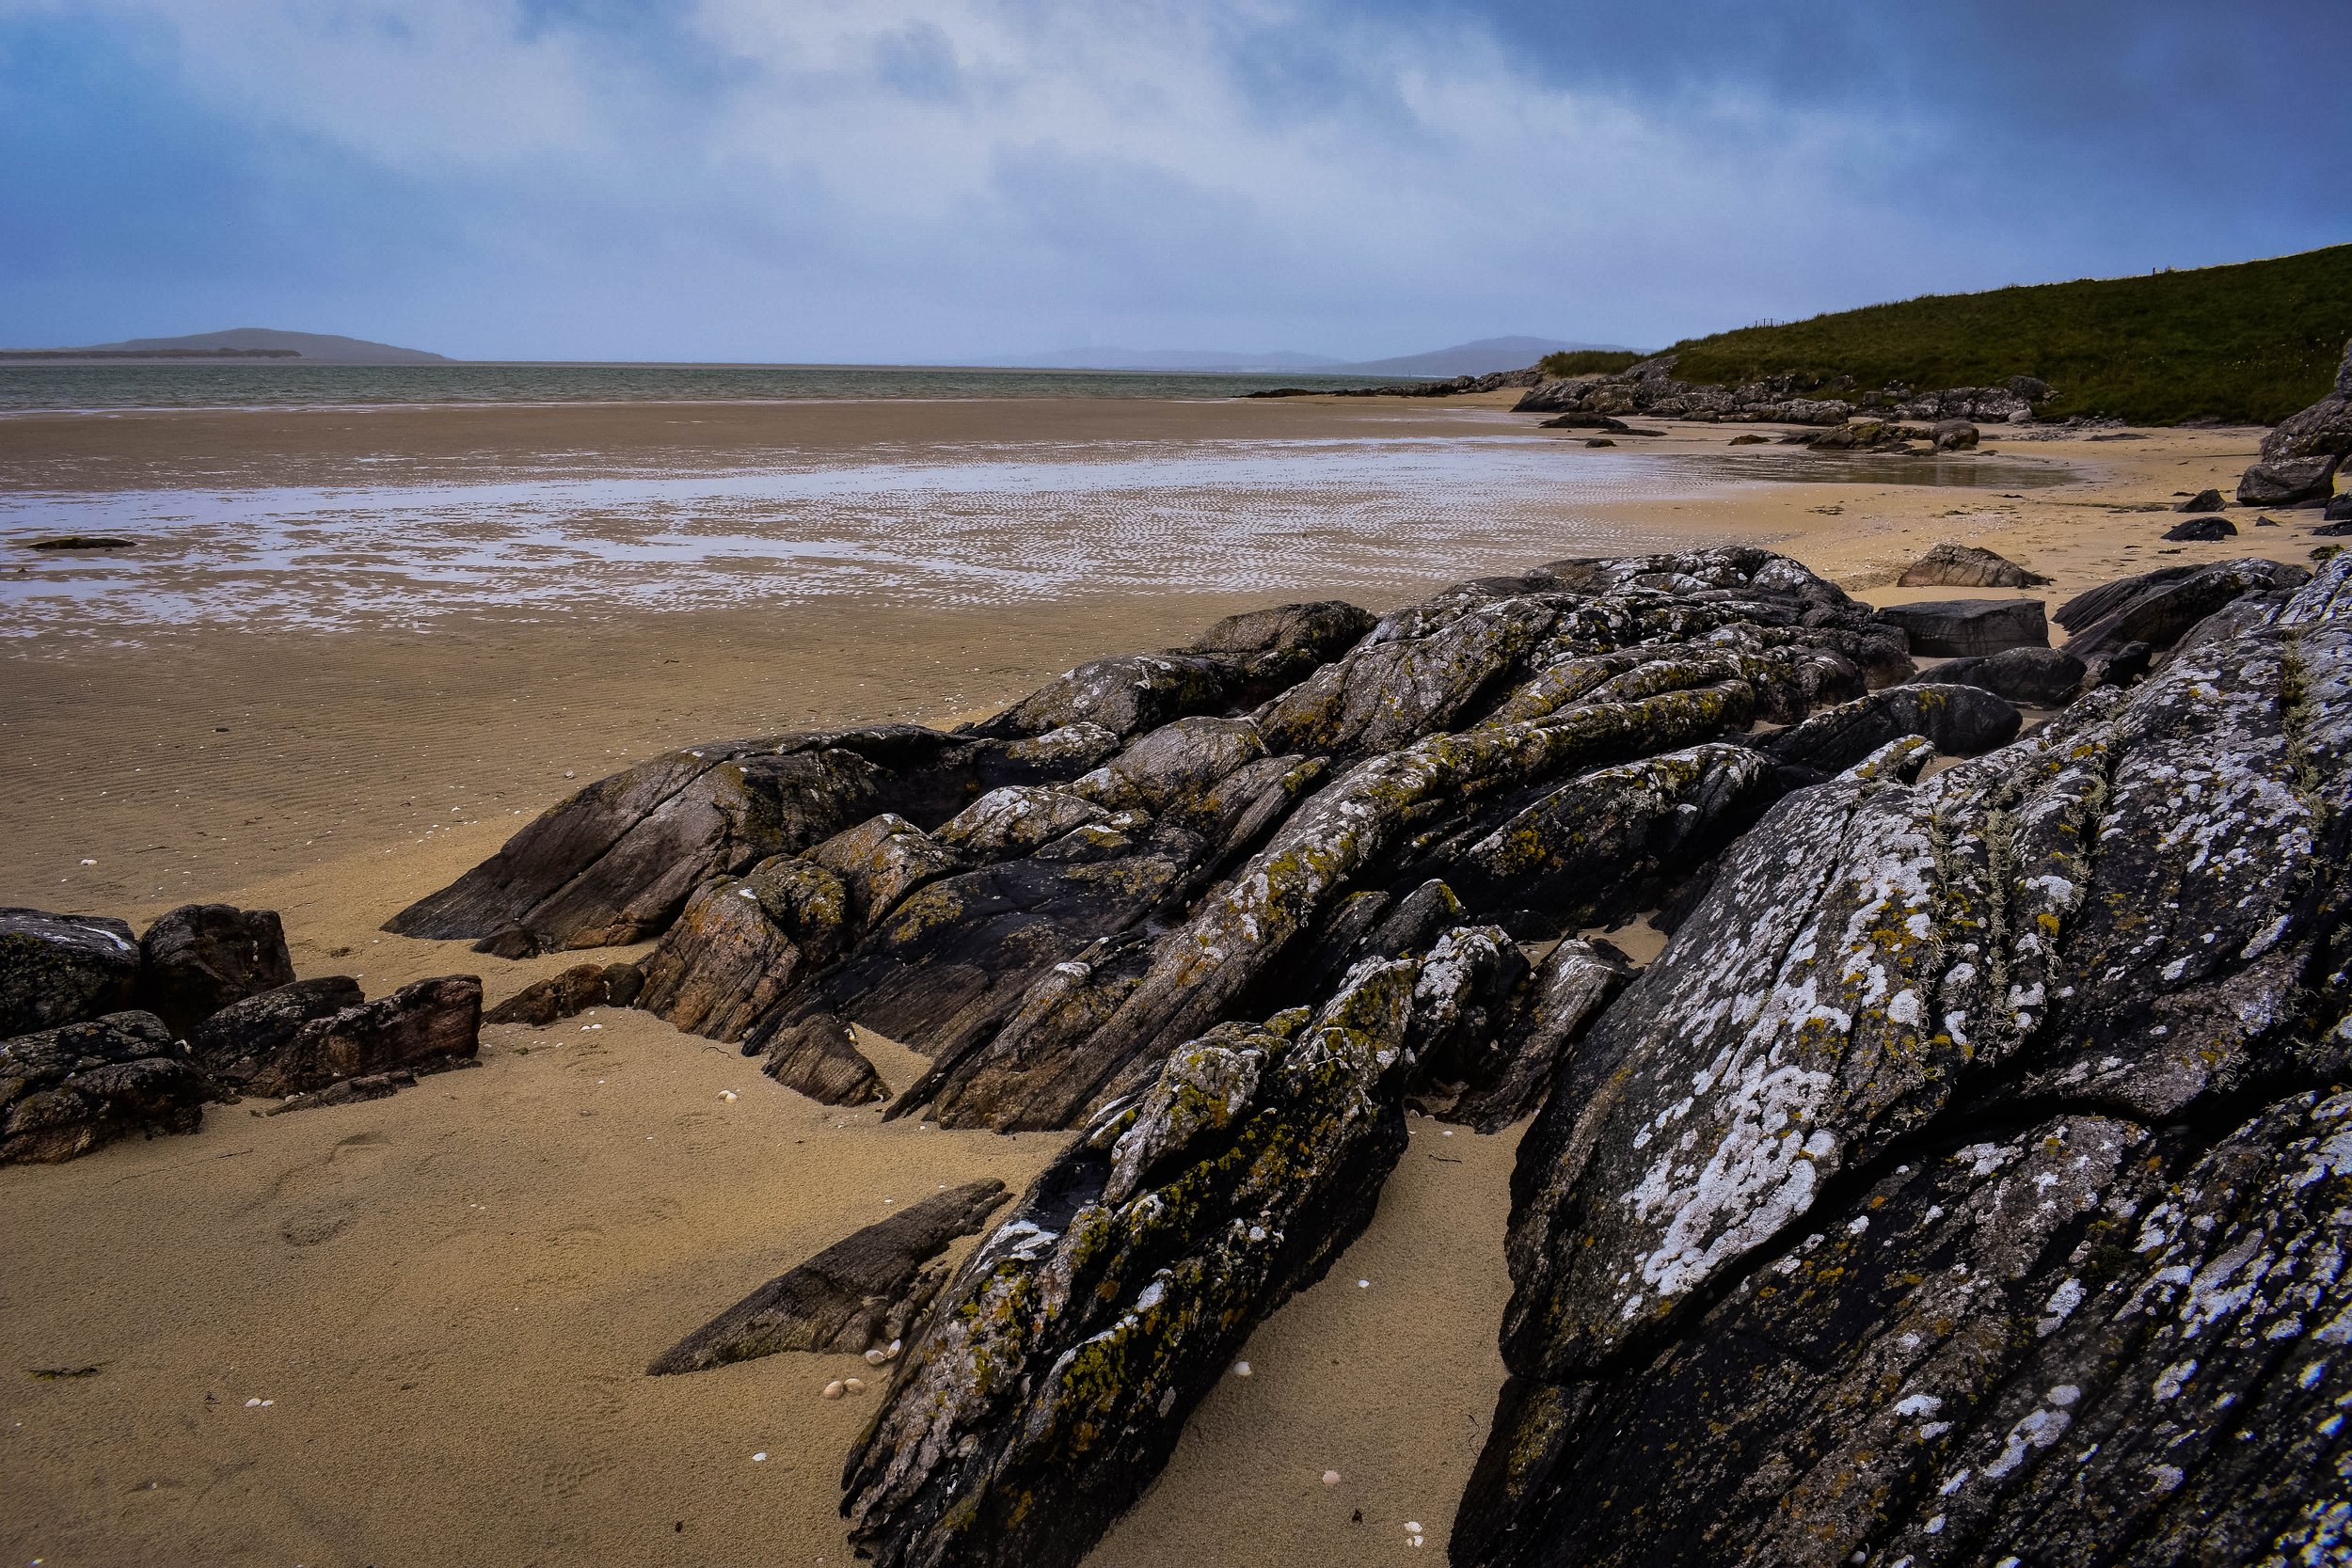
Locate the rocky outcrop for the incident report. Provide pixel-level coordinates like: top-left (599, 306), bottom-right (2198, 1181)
top-left (1, 910), bottom-right (141, 1037)
top-left (647, 1179), bottom-right (1009, 1375)
top-left (1455, 555), bottom-right (2352, 1567)
top-left (841, 958), bottom-right (1440, 1568)
top-left (245, 975), bottom-right (482, 1099)
top-left (380, 724), bottom-right (1133, 952)
top-left (1515, 358), bottom-right (2054, 426)
top-left (1874, 597), bottom-right (2048, 657)
top-left (135, 903), bottom-right (295, 1035)
top-left (0, 1010), bottom-right (213, 1164)
top-left (1898, 543), bottom-right (2049, 589)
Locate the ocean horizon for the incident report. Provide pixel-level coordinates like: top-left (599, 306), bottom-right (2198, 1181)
top-left (0, 361), bottom-right (1411, 415)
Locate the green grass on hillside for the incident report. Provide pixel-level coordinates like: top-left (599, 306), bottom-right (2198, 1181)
top-left (1534, 349), bottom-right (1644, 379)
top-left (1662, 245), bottom-right (2352, 424)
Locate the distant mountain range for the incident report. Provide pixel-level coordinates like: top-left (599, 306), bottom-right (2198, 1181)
top-left (0, 328), bottom-right (450, 364)
top-left (976, 336), bottom-right (1632, 377)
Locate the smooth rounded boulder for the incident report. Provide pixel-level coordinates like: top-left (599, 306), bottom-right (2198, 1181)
top-left (136, 903), bottom-right (296, 1035)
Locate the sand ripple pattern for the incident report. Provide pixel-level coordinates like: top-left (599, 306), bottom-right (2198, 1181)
top-left (1, 436), bottom-right (1731, 639)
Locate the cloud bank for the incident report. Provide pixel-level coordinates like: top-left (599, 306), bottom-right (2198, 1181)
top-left (2, 0), bottom-right (2345, 359)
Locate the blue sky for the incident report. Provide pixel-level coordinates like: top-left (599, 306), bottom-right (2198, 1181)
top-left (2, 1), bottom-right (2346, 361)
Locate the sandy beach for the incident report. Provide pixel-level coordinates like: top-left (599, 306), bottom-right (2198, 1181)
top-left (1, 391), bottom-right (2328, 1567)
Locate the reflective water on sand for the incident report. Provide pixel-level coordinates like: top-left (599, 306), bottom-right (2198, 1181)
top-left (0, 436), bottom-right (2062, 639)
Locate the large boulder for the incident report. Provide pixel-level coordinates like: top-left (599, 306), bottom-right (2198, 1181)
top-left (1455, 556), bottom-right (2352, 1567)
top-left (0, 909), bottom-right (141, 1037)
top-left (756, 1012), bottom-right (890, 1105)
top-left (1, 1011), bottom-right (212, 1164)
top-left (2162, 514), bottom-right (2236, 541)
top-left (647, 1179), bottom-right (1009, 1375)
top-left (136, 904), bottom-right (295, 1035)
top-left (480, 962), bottom-right (641, 1027)
top-left (2235, 455), bottom-right (2340, 508)
top-left (245, 975), bottom-right (482, 1099)
top-left (1874, 597), bottom-right (2048, 657)
top-left (1897, 542), bottom-right (2048, 589)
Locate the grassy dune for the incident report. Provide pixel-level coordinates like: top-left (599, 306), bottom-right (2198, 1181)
top-left (1651, 244), bottom-right (2352, 424)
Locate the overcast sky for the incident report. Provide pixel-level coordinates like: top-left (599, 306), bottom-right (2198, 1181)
top-left (3, 1), bottom-right (2346, 361)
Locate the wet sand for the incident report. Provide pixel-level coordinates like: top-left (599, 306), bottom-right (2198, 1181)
top-left (0, 394), bottom-right (2328, 1566)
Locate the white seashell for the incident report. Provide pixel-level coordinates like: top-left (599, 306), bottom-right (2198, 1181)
top-left (864, 1348), bottom-right (888, 1365)
top-left (1232, 1360), bottom-right (1253, 1378)
top-left (244, 1398), bottom-right (262, 1407)
top-left (752, 1451), bottom-right (768, 1462)
top-left (843, 1377), bottom-right (866, 1393)
top-left (719, 1089), bottom-right (739, 1101)
top-left (1406, 1522), bottom-right (1424, 1533)
top-left (822, 1381), bottom-right (846, 1400)
top-left (1322, 1470), bottom-right (1341, 1486)
top-left (1358, 1279), bottom-right (1371, 1289)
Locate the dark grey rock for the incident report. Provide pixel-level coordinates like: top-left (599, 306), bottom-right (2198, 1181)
top-left (2162, 514), bottom-right (2236, 541)
top-left (1905, 645), bottom-right (2086, 707)
top-left (646, 1178), bottom-right (1008, 1375)
top-left (186, 975), bottom-right (365, 1081)
top-left (2060, 558), bottom-right (2311, 669)
top-left (0, 909), bottom-right (141, 1037)
top-left (2326, 491), bottom-right (2352, 522)
top-left (2174, 487), bottom-right (2225, 512)
top-left (136, 904), bottom-right (295, 1035)
top-left (757, 1012), bottom-right (888, 1105)
top-left (1763, 683), bottom-right (2021, 775)
top-left (1874, 598), bottom-right (2048, 657)
top-left (1, 1011), bottom-right (211, 1164)
top-left (2235, 455), bottom-right (2340, 507)
top-left (246, 974), bottom-right (482, 1099)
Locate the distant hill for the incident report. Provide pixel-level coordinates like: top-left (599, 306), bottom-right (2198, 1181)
top-left (980, 336), bottom-right (1625, 377)
top-left (1333, 337), bottom-right (1630, 377)
top-left (1662, 245), bottom-right (2352, 425)
top-left (3, 328), bottom-right (451, 364)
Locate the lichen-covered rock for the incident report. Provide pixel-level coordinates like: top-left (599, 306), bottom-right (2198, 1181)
top-left (136, 903), bottom-right (295, 1035)
top-left (1260, 593), bottom-right (1562, 759)
top-left (1898, 542), bottom-right (2051, 589)
top-left (0, 909), bottom-right (141, 1037)
top-left (187, 975), bottom-right (365, 1081)
top-left (646, 1179), bottom-right (1008, 1375)
top-left (757, 1012), bottom-right (889, 1105)
top-left (1904, 646), bottom-right (2086, 707)
top-left (0, 1011), bottom-right (212, 1164)
top-left (1763, 682), bottom-right (2021, 777)
top-left (1068, 716), bottom-right (1265, 814)
top-left (932, 786), bottom-right (1110, 861)
top-left (1875, 597), bottom-right (2048, 658)
top-left (1180, 599), bottom-right (1376, 695)
top-left (841, 958), bottom-right (1433, 1568)
top-left (811, 814), bottom-right (968, 929)
top-left (2258, 338), bottom-right (2352, 462)
top-left (968, 654), bottom-right (1239, 740)
top-left (246, 975), bottom-right (483, 1099)
top-left (1457, 555), bottom-right (2352, 1567)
